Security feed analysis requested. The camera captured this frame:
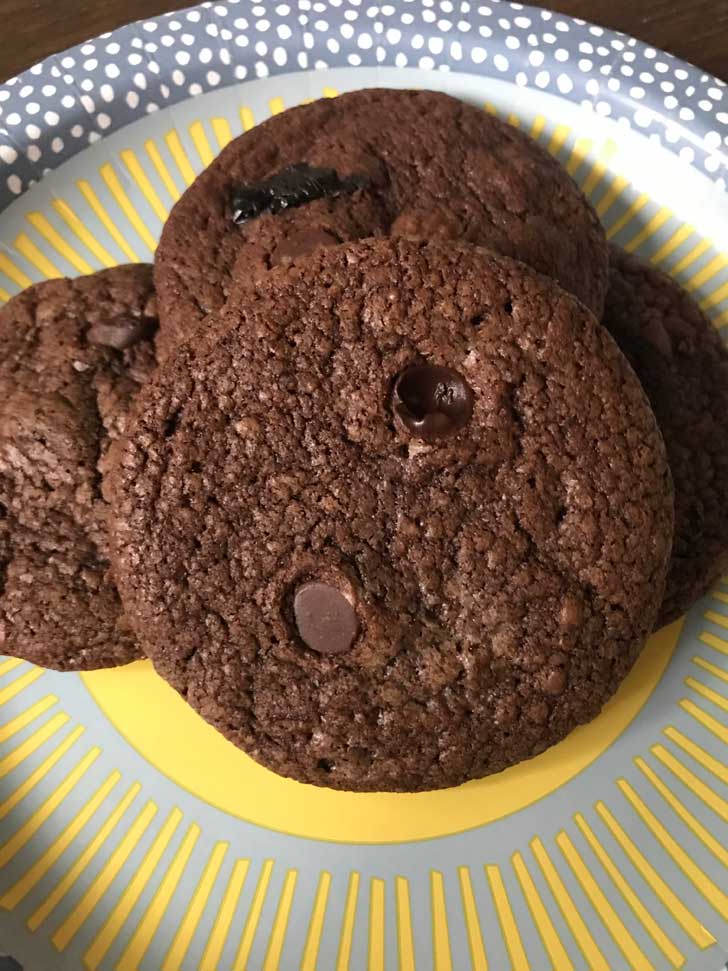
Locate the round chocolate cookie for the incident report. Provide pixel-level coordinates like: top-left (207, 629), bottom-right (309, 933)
top-left (110, 239), bottom-right (672, 792)
top-left (0, 265), bottom-right (158, 670)
top-left (604, 246), bottom-right (728, 627)
top-left (154, 88), bottom-right (608, 355)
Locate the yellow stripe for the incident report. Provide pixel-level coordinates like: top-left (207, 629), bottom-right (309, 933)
top-left (99, 163), bottom-right (157, 253)
top-left (27, 782), bottom-right (141, 932)
top-left (0, 694), bottom-right (57, 744)
top-left (263, 868), bottom-right (298, 971)
top-left (651, 744), bottom-right (728, 819)
top-left (301, 871), bottom-right (332, 971)
top-left (530, 115), bottom-right (546, 140)
top-left (0, 747), bottom-right (99, 870)
top-left (701, 278), bottom-right (728, 311)
top-left (596, 802), bottom-right (714, 948)
top-left (322, 86), bottom-right (339, 98)
top-left (0, 711), bottom-right (69, 781)
top-left (483, 102), bottom-right (497, 115)
top-left (595, 175), bottom-right (630, 218)
top-left (269, 96), bottom-right (285, 116)
top-left (0, 285), bottom-right (7, 301)
top-left (199, 859), bottom-right (250, 971)
top-left (457, 867), bottom-right (488, 971)
top-left (557, 831), bottom-right (652, 971)
top-left (162, 840), bottom-right (228, 971)
top-left (506, 113), bottom-right (521, 128)
top-left (13, 233), bottom-right (62, 279)
top-left (0, 723), bottom-right (82, 821)
top-left (336, 872), bottom-right (360, 971)
top-left (700, 629), bottom-right (728, 654)
top-left (368, 878), bottom-right (385, 971)
top-left (547, 124), bottom-right (570, 155)
top-left (51, 199), bottom-right (116, 267)
top-left (0, 771), bottom-right (120, 910)
top-left (211, 117), bottom-right (234, 150)
top-left (684, 251), bottom-right (728, 292)
top-left (637, 757), bottom-right (728, 868)
top-left (686, 676), bottom-right (728, 712)
top-left (565, 137), bottom-right (593, 176)
top-left (663, 726), bottom-right (728, 784)
top-left (705, 609), bottom-right (728, 630)
top-left (164, 130), bottom-right (197, 187)
top-left (574, 814), bottom-right (683, 968)
top-left (116, 822), bottom-right (200, 971)
top-left (0, 252), bottom-right (32, 289)
top-left (619, 779), bottom-right (728, 919)
top-left (394, 876), bottom-right (415, 971)
top-left (121, 149), bottom-right (169, 222)
top-left (51, 800), bottom-right (157, 950)
top-left (77, 180), bottom-right (139, 262)
top-left (84, 807), bottom-right (184, 969)
top-left (651, 223), bottom-right (695, 266)
top-left (672, 237), bottom-right (712, 275)
top-left (24, 213), bottom-right (93, 273)
top-left (485, 864), bottom-right (529, 971)
top-left (693, 655), bottom-right (728, 683)
top-left (581, 139), bottom-right (617, 197)
top-left (240, 107), bottom-right (255, 131)
top-left (431, 870), bottom-right (453, 971)
top-left (0, 667), bottom-right (43, 707)
top-left (145, 139), bottom-right (181, 203)
top-left (625, 207), bottom-right (672, 252)
top-left (189, 120), bottom-right (215, 167)
top-left (512, 852), bottom-right (573, 971)
top-left (606, 193), bottom-right (650, 240)
top-left (712, 590), bottom-right (728, 605)
top-left (0, 658), bottom-right (24, 677)
top-left (530, 838), bottom-right (608, 971)
top-left (233, 858), bottom-right (274, 971)
top-left (680, 697), bottom-right (728, 743)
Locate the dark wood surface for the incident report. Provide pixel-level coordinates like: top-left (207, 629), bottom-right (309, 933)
top-left (1, 0), bottom-right (727, 82)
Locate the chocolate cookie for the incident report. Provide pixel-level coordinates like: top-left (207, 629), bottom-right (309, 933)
top-left (154, 88), bottom-right (608, 355)
top-left (110, 239), bottom-right (672, 792)
top-left (604, 246), bottom-right (728, 627)
top-left (0, 265), bottom-right (158, 670)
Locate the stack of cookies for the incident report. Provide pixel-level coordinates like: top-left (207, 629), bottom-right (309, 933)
top-left (2, 89), bottom-right (727, 792)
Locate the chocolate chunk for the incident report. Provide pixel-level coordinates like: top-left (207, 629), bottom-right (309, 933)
top-left (87, 316), bottom-right (156, 351)
top-left (293, 581), bottom-right (359, 655)
top-left (393, 365), bottom-right (474, 441)
top-left (270, 228), bottom-right (340, 266)
top-left (231, 163), bottom-right (368, 224)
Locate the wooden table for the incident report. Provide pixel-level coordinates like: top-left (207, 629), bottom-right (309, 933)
top-left (1, 0), bottom-right (727, 82)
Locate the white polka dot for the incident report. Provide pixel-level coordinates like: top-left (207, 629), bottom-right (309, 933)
top-left (477, 24), bottom-right (492, 38)
top-left (7, 174), bottom-right (22, 194)
top-left (255, 61), bottom-right (270, 77)
top-left (579, 59), bottom-right (593, 72)
top-left (41, 84), bottom-right (56, 97)
top-left (411, 34), bottom-right (424, 50)
top-left (199, 47), bottom-right (213, 63)
top-left (679, 106), bottom-right (695, 121)
top-left (176, 50), bottom-right (191, 65)
top-left (557, 74), bottom-right (573, 94)
top-left (708, 86), bottom-right (723, 100)
top-left (181, 33), bottom-right (195, 45)
top-left (534, 70), bottom-right (550, 89)
top-left (71, 124), bottom-right (84, 137)
top-left (277, 23), bottom-right (292, 39)
top-left (26, 102), bottom-right (40, 115)
top-left (61, 56), bottom-right (75, 68)
top-left (634, 107), bottom-right (653, 127)
top-left (515, 71), bottom-right (528, 87)
top-left (358, 31), bottom-right (373, 49)
top-left (620, 65), bottom-right (633, 77)
top-left (126, 91), bottom-right (140, 108)
top-left (630, 86), bottom-right (646, 100)
top-left (83, 58), bottom-right (98, 71)
top-left (679, 146), bottom-right (695, 163)
top-left (595, 101), bottom-right (612, 116)
top-left (419, 55), bottom-right (435, 69)
top-left (428, 36), bottom-right (444, 54)
top-left (96, 112), bottom-right (111, 130)
top-left (19, 84), bottom-right (33, 98)
top-left (145, 103), bottom-right (160, 113)
top-left (607, 77), bottom-right (621, 92)
top-left (80, 94), bottom-right (95, 112)
top-left (207, 70), bottom-right (221, 86)
top-left (348, 51), bottom-right (363, 65)
top-left (25, 123), bottom-right (40, 139)
top-left (51, 137), bottom-right (64, 153)
top-left (44, 110), bottom-right (59, 125)
top-left (528, 50), bottom-right (544, 67)
top-left (105, 63), bottom-right (120, 79)
top-left (493, 53), bottom-right (509, 71)
top-left (394, 51), bottom-right (407, 67)
top-left (554, 48), bottom-right (568, 62)
top-left (471, 47), bottom-right (487, 64)
top-left (699, 99), bottom-right (713, 111)
top-left (0, 145), bottom-right (17, 164)
top-left (80, 79), bottom-right (94, 92)
top-left (585, 78), bottom-right (599, 96)
top-left (106, 41), bottom-right (120, 54)
top-left (705, 131), bottom-right (722, 150)
top-left (705, 156), bottom-right (721, 173)
top-left (654, 61), bottom-right (669, 73)
top-left (5, 112), bottom-right (21, 125)
top-left (450, 40), bottom-right (462, 60)
top-left (505, 36), bottom-right (520, 50)
top-left (386, 27), bottom-right (401, 43)
top-left (235, 64), bottom-right (248, 79)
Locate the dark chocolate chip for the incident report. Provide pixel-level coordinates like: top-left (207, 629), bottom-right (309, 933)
top-left (87, 316), bottom-right (156, 351)
top-left (392, 365), bottom-right (474, 441)
top-left (231, 163), bottom-right (369, 224)
top-left (294, 581), bottom-right (359, 655)
top-left (270, 228), bottom-right (340, 266)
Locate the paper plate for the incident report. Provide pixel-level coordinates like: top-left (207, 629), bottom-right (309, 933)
top-left (1, 3), bottom-right (728, 969)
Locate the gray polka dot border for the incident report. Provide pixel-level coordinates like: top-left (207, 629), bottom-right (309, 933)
top-left (0, 0), bottom-right (726, 211)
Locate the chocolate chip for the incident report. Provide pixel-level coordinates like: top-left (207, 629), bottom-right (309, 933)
top-left (87, 317), bottom-right (155, 351)
top-left (392, 365), bottom-right (474, 441)
top-left (231, 163), bottom-right (369, 224)
top-left (294, 581), bottom-right (359, 655)
top-left (270, 229), bottom-right (340, 266)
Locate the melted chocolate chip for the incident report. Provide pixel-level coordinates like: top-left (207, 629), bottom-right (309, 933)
top-left (294, 581), bottom-right (359, 655)
top-left (87, 316), bottom-right (156, 351)
top-left (392, 365), bottom-right (474, 441)
top-left (231, 163), bottom-right (369, 224)
top-left (270, 228), bottom-right (340, 266)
